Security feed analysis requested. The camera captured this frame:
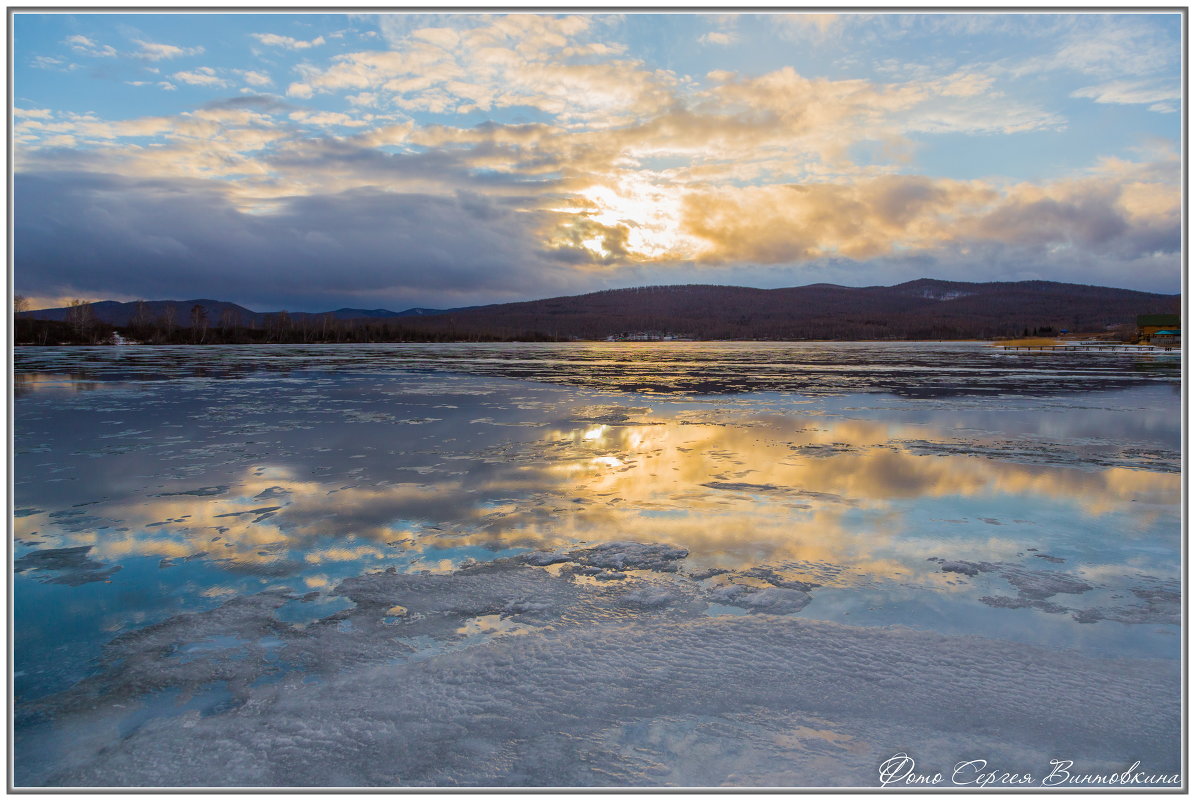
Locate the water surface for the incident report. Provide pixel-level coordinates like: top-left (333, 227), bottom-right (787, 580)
top-left (13, 342), bottom-right (1182, 787)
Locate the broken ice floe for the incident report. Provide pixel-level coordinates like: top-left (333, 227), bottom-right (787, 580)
top-left (707, 584), bottom-right (812, 614)
top-left (549, 541), bottom-right (690, 572)
top-left (153, 486), bottom-right (228, 498)
top-left (927, 556), bottom-right (1177, 626)
top-left (14, 546), bottom-right (121, 585)
top-left (898, 438), bottom-right (1180, 474)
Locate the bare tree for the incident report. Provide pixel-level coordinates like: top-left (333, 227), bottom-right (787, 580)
top-left (190, 304), bottom-right (209, 343)
top-left (13, 295), bottom-right (32, 345)
top-left (270, 310), bottom-right (290, 343)
top-left (160, 305), bottom-right (177, 341)
top-left (132, 300), bottom-right (150, 330)
top-left (66, 299), bottom-right (93, 339)
top-left (219, 306), bottom-right (240, 334)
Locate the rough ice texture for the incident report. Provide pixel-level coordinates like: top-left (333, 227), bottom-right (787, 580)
top-left (928, 556), bottom-right (998, 575)
top-left (939, 560), bottom-right (987, 577)
top-left (702, 481), bottom-right (781, 492)
top-left (559, 541), bottom-right (690, 572)
top-left (930, 553), bottom-right (1178, 627)
top-left (1033, 554), bottom-right (1066, 564)
top-left (153, 486), bottom-right (229, 498)
top-left (1000, 567), bottom-right (1092, 599)
top-left (15, 545), bottom-right (101, 573)
top-left (566, 405), bottom-right (655, 425)
top-left (17, 548), bottom-right (1181, 788)
top-left (709, 584), bottom-right (812, 614)
top-left (14, 545), bottom-right (121, 585)
top-left (898, 438), bottom-right (1181, 474)
top-left (30, 612), bottom-right (1179, 788)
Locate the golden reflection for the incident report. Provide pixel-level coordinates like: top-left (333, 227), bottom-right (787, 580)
top-left (13, 415), bottom-right (1179, 586)
top-left (13, 372), bottom-right (102, 396)
top-left (422, 417), bottom-right (1178, 579)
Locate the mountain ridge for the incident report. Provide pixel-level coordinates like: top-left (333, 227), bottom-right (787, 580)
top-left (17, 279), bottom-right (1180, 342)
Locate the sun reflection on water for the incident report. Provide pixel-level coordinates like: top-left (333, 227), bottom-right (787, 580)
top-left (14, 410), bottom-right (1179, 590)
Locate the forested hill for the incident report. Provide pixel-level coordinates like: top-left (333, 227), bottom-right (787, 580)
top-left (16, 279), bottom-right (1179, 343)
top-left (390, 279), bottom-right (1179, 340)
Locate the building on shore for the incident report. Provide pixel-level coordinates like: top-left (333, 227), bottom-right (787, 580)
top-left (1150, 329), bottom-right (1181, 347)
top-left (605, 331), bottom-right (686, 341)
top-left (1136, 314), bottom-right (1181, 343)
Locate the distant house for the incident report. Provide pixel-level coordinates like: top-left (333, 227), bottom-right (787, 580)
top-left (1150, 329), bottom-right (1181, 347)
top-left (1137, 314), bottom-right (1181, 342)
top-left (605, 331), bottom-right (679, 341)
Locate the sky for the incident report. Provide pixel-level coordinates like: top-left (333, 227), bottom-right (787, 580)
top-left (12, 11), bottom-right (1183, 312)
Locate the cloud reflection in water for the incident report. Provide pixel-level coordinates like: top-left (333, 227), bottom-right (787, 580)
top-left (16, 410), bottom-right (1178, 592)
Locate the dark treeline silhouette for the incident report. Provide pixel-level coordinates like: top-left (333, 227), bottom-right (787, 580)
top-left (14, 279), bottom-right (1180, 345)
top-left (15, 298), bottom-right (452, 327)
top-left (13, 308), bottom-right (560, 345)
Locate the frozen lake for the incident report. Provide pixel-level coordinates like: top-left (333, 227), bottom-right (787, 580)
top-left (12, 342), bottom-right (1182, 787)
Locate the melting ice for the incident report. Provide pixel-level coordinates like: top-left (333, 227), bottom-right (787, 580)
top-left (12, 342), bottom-right (1182, 787)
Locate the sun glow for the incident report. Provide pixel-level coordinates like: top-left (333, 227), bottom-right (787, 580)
top-left (583, 425), bottom-right (607, 440)
top-left (576, 174), bottom-right (707, 261)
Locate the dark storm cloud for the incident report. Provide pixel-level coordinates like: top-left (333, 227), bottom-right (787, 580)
top-left (14, 171), bottom-right (585, 310)
top-left (263, 136), bottom-right (567, 194)
top-left (964, 191), bottom-right (1131, 248)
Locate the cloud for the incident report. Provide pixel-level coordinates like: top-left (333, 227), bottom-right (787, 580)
top-left (1071, 79), bottom-right (1179, 112)
top-left (14, 13), bottom-right (1182, 303)
top-left (15, 106), bottom-right (293, 190)
top-left (172, 67), bottom-right (232, 88)
top-left (125, 80), bottom-right (179, 91)
top-left (677, 176), bottom-right (989, 263)
top-left (14, 172), bottom-right (582, 309)
top-left (1009, 16), bottom-right (1179, 80)
top-left (237, 69), bottom-right (273, 87)
top-left (689, 66), bottom-right (1061, 161)
top-left (15, 107), bottom-right (54, 120)
top-left (134, 39), bottom-right (205, 60)
top-left (200, 95), bottom-right (295, 114)
top-left (251, 32), bottom-right (326, 49)
top-left (775, 13), bottom-right (846, 40)
top-left (31, 55), bottom-right (72, 70)
top-left (288, 110), bottom-right (367, 128)
top-left (698, 31), bottom-right (737, 46)
top-left (291, 15), bottom-right (674, 125)
top-left (64, 34), bottom-right (116, 57)
top-left (667, 164), bottom-right (1178, 279)
top-left (15, 132), bottom-right (1180, 309)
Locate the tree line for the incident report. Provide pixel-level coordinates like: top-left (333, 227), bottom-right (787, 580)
top-left (13, 298), bottom-right (563, 345)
